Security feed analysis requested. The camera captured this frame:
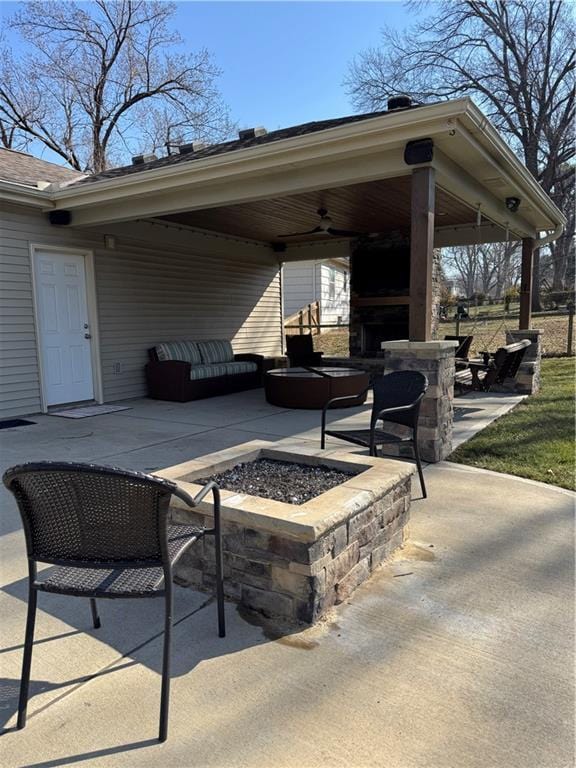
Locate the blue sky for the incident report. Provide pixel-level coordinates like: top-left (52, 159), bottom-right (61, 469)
top-left (171, 1), bottom-right (416, 130)
top-left (2, 1), bottom-right (423, 162)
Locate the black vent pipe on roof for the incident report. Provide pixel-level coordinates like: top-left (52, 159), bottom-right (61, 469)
top-left (387, 95), bottom-right (413, 111)
top-left (238, 127), bottom-right (267, 140)
top-left (131, 153), bottom-right (157, 165)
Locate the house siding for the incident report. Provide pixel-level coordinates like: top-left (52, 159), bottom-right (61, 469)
top-left (282, 259), bottom-right (349, 326)
top-left (0, 203), bottom-right (282, 417)
top-left (282, 261), bottom-right (317, 317)
top-left (318, 262), bottom-right (349, 325)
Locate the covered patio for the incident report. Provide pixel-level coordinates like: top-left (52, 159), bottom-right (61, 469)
top-left (47, 97), bottom-right (564, 342)
top-left (10, 96), bottom-right (558, 464)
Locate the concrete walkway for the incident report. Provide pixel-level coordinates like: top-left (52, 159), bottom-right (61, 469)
top-left (0, 391), bottom-right (573, 767)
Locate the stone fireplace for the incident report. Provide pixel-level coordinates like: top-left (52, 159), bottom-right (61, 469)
top-left (349, 236), bottom-right (411, 356)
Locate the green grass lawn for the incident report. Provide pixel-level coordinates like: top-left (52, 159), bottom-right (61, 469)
top-left (449, 358), bottom-right (575, 490)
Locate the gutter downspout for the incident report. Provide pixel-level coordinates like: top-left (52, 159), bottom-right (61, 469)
top-left (534, 222), bottom-right (564, 248)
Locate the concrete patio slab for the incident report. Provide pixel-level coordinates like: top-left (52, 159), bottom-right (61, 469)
top-left (0, 462), bottom-right (573, 768)
top-left (2, 386), bottom-right (567, 767)
top-left (452, 391), bottom-right (525, 450)
top-left (0, 412), bottom-right (209, 466)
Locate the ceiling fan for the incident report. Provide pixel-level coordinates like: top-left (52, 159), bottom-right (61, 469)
top-left (277, 208), bottom-right (365, 239)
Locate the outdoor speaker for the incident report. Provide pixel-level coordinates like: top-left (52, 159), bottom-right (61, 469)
top-left (48, 210), bottom-right (72, 226)
top-left (404, 139), bottom-right (434, 165)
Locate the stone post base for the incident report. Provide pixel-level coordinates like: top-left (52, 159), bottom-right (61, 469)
top-left (381, 340), bottom-right (457, 463)
top-left (505, 329), bottom-right (542, 395)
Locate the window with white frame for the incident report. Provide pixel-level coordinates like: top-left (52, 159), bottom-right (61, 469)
top-left (328, 267), bottom-right (336, 300)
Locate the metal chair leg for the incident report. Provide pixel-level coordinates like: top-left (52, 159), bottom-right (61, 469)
top-left (158, 586), bottom-right (173, 743)
top-left (413, 440), bottom-right (427, 499)
top-left (17, 586), bottom-right (38, 729)
top-left (89, 598), bottom-right (101, 629)
top-left (214, 528), bottom-right (226, 639)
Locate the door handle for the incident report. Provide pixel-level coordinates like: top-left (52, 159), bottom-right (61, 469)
top-left (84, 333), bottom-right (92, 339)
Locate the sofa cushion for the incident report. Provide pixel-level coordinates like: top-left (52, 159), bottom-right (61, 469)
top-left (221, 361), bottom-right (258, 376)
top-left (197, 339), bottom-right (234, 365)
top-left (189, 364), bottom-right (230, 381)
top-left (155, 340), bottom-right (202, 366)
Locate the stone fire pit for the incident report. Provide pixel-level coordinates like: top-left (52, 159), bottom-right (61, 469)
top-left (158, 440), bottom-right (414, 624)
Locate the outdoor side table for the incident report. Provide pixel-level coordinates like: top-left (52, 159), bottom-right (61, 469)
top-left (264, 366), bottom-right (369, 409)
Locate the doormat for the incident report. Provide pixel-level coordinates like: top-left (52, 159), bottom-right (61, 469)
top-left (0, 419), bottom-right (36, 430)
top-left (51, 405), bottom-right (131, 419)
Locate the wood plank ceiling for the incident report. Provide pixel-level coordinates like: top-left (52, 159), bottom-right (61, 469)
top-left (159, 176), bottom-right (477, 244)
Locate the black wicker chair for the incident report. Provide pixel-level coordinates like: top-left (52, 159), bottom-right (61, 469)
top-left (285, 335), bottom-right (324, 367)
top-left (445, 335), bottom-right (474, 370)
top-left (320, 371), bottom-right (428, 497)
top-left (2, 462), bottom-right (225, 743)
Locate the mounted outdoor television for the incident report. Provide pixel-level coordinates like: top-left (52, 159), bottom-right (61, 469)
top-left (351, 240), bottom-right (410, 297)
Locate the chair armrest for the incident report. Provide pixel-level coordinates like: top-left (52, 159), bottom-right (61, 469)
top-left (468, 360), bottom-right (494, 371)
top-left (172, 481), bottom-right (222, 534)
top-left (234, 353), bottom-right (263, 363)
top-left (321, 389), bottom-right (370, 448)
top-left (323, 389), bottom-right (370, 414)
top-left (375, 392), bottom-right (426, 422)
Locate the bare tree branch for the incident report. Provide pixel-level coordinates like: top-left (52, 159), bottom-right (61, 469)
top-left (344, 0), bottom-right (574, 301)
top-left (0, 0), bottom-right (233, 171)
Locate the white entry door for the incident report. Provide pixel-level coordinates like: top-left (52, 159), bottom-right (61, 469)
top-left (33, 250), bottom-right (94, 406)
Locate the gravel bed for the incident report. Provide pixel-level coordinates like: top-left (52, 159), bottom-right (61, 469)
top-left (197, 458), bottom-right (358, 505)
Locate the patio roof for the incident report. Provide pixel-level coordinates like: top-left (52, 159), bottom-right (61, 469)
top-left (0, 97), bottom-right (566, 341)
top-left (0, 98), bottom-right (565, 248)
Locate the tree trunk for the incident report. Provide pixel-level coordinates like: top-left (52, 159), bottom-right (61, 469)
top-left (531, 248), bottom-right (542, 312)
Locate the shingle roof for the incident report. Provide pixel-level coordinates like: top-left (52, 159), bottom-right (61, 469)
top-left (71, 106), bottom-right (419, 187)
top-left (0, 148), bottom-right (84, 187)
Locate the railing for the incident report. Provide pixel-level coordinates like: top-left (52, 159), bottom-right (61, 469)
top-left (284, 301), bottom-right (323, 335)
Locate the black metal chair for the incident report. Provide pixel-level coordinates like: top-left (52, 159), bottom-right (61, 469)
top-left (2, 461), bottom-right (225, 743)
top-left (445, 334), bottom-right (474, 370)
top-left (320, 371), bottom-right (428, 497)
top-left (285, 334), bottom-right (324, 367)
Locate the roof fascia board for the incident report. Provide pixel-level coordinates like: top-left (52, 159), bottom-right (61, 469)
top-left (460, 102), bottom-right (566, 227)
top-left (61, 149), bottom-right (413, 228)
top-left (50, 100), bottom-right (469, 209)
top-left (0, 180), bottom-right (52, 209)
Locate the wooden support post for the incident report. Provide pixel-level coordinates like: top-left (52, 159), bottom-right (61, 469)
top-left (409, 167), bottom-right (435, 341)
top-left (519, 237), bottom-right (535, 330)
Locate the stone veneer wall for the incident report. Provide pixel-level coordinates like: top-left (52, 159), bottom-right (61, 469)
top-left (381, 341), bottom-right (457, 463)
top-left (324, 340), bottom-right (456, 463)
top-left (431, 248), bottom-right (442, 340)
top-left (504, 329), bottom-right (542, 394)
top-left (171, 477), bottom-right (411, 624)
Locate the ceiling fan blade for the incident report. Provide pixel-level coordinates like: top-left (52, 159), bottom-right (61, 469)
top-left (326, 227), bottom-right (365, 238)
top-left (276, 226), bottom-right (323, 238)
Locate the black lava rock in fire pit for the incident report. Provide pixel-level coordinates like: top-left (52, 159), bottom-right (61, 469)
top-left (196, 458), bottom-right (358, 505)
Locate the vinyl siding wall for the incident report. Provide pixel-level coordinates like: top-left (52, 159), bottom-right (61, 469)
top-left (319, 262), bottom-right (349, 325)
top-left (282, 261), bottom-right (318, 317)
top-left (282, 259), bottom-right (349, 325)
top-left (0, 202), bottom-right (282, 417)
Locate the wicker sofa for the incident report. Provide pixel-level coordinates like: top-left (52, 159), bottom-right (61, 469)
top-left (145, 339), bottom-right (264, 402)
